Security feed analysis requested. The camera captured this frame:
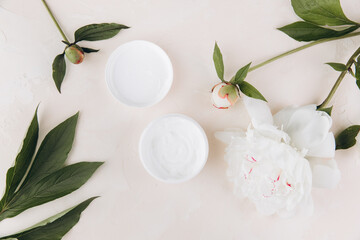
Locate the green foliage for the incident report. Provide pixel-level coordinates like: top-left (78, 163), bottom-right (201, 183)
top-left (279, 0), bottom-right (359, 42)
top-left (239, 81), bottom-right (267, 102)
top-left (356, 60), bottom-right (360, 89)
top-left (0, 198), bottom-right (97, 240)
top-left (278, 22), bottom-right (358, 42)
top-left (326, 62), bottom-right (347, 72)
top-left (51, 23), bottom-right (129, 93)
top-left (317, 105), bottom-right (333, 116)
top-left (74, 23), bottom-right (129, 42)
top-left (355, 60), bottom-right (360, 80)
top-left (213, 42), bottom-right (225, 82)
top-left (52, 53), bottom-right (66, 93)
top-left (291, 0), bottom-right (357, 26)
top-left (0, 109), bottom-right (103, 239)
top-left (335, 125), bottom-right (360, 150)
top-left (0, 107), bottom-right (39, 208)
top-left (82, 47), bottom-right (99, 53)
top-left (231, 63), bottom-right (251, 85)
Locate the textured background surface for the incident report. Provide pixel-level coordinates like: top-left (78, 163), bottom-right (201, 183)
top-left (0, 0), bottom-right (360, 239)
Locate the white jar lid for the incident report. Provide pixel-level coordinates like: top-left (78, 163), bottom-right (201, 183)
top-left (139, 114), bottom-right (209, 183)
top-left (105, 40), bottom-right (173, 107)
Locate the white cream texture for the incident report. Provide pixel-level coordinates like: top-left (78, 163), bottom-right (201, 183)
top-left (140, 115), bottom-right (207, 182)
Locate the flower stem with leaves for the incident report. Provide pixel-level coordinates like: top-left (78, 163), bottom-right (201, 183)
top-left (42, 0), bottom-right (129, 93)
top-left (41, 0), bottom-right (69, 43)
top-left (249, 32), bottom-right (360, 73)
top-left (318, 46), bottom-right (360, 109)
top-left (211, 0), bottom-right (360, 107)
top-left (315, 46), bottom-right (360, 150)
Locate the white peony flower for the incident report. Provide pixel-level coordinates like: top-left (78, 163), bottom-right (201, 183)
top-left (211, 83), bottom-right (239, 109)
top-left (215, 97), bottom-right (341, 217)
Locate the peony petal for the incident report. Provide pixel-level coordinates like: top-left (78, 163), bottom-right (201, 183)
top-left (273, 107), bottom-right (296, 129)
top-left (254, 200), bottom-right (278, 216)
top-left (273, 105), bottom-right (316, 129)
top-left (278, 194), bottom-right (314, 218)
top-left (278, 106), bottom-right (332, 150)
top-left (307, 132), bottom-right (335, 158)
top-left (308, 157), bottom-right (341, 189)
top-left (254, 124), bottom-right (291, 143)
top-left (243, 96), bottom-right (273, 128)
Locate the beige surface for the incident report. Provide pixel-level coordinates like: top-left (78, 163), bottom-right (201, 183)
top-left (0, 0), bottom-right (360, 239)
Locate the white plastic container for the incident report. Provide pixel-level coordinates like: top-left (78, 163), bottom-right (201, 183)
top-left (139, 114), bottom-right (209, 183)
top-left (105, 40), bottom-right (173, 107)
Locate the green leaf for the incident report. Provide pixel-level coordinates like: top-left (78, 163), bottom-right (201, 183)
top-left (61, 40), bottom-right (70, 46)
top-left (356, 80), bottom-right (360, 90)
top-left (231, 62), bottom-right (251, 85)
top-left (355, 61), bottom-right (360, 80)
top-left (278, 21), bottom-right (358, 42)
top-left (74, 23), bottom-right (129, 42)
top-left (1, 162), bottom-right (102, 220)
top-left (335, 125), bottom-right (360, 150)
top-left (0, 107), bottom-right (39, 207)
top-left (0, 112), bottom-right (82, 222)
top-left (213, 42), bottom-right (225, 81)
top-left (326, 62), bottom-right (347, 72)
top-left (0, 197), bottom-right (97, 240)
top-left (81, 47), bottom-right (99, 53)
top-left (52, 53), bottom-right (66, 93)
top-left (0, 167), bottom-right (14, 209)
top-left (239, 81), bottom-right (267, 102)
top-left (317, 105), bottom-right (333, 116)
top-left (291, 0), bottom-right (357, 26)
top-left (21, 113), bottom-right (79, 187)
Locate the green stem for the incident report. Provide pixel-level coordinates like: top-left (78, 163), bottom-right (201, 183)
top-left (41, 0), bottom-right (69, 43)
top-left (318, 46), bottom-right (360, 109)
top-left (348, 68), bottom-right (356, 78)
top-left (249, 31), bottom-right (360, 72)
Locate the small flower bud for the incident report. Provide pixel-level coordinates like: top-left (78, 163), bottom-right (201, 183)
top-left (211, 82), bottom-right (239, 109)
top-left (65, 44), bottom-right (84, 64)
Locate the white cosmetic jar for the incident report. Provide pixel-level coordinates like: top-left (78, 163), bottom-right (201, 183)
top-left (139, 114), bottom-right (209, 183)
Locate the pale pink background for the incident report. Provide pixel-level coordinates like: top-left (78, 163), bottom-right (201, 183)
top-left (0, 0), bottom-right (360, 239)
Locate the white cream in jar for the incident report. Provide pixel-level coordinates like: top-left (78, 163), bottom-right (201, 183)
top-left (139, 114), bottom-right (208, 183)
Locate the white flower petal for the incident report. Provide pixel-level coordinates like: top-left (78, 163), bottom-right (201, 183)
top-left (273, 107), bottom-right (296, 129)
top-left (254, 200), bottom-right (278, 216)
top-left (307, 132), bottom-right (335, 158)
top-left (243, 96), bottom-right (273, 128)
top-left (216, 101), bottom-right (337, 216)
top-left (219, 126), bottom-right (313, 217)
top-left (280, 106), bottom-right (332, 150)
top-left (308, 157), bottom-right (341, 189)
top-left (273, 105), bottom-right (316, 129)
top-left (254, 124), bottom-right (291, 144)
top-left (277, 194), bottom-right (314, 218)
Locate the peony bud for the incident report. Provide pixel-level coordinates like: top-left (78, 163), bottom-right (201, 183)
top-left (65, 44), bottom-right (84, 64)
top-left (211, 82), bottom-right (239, 109)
